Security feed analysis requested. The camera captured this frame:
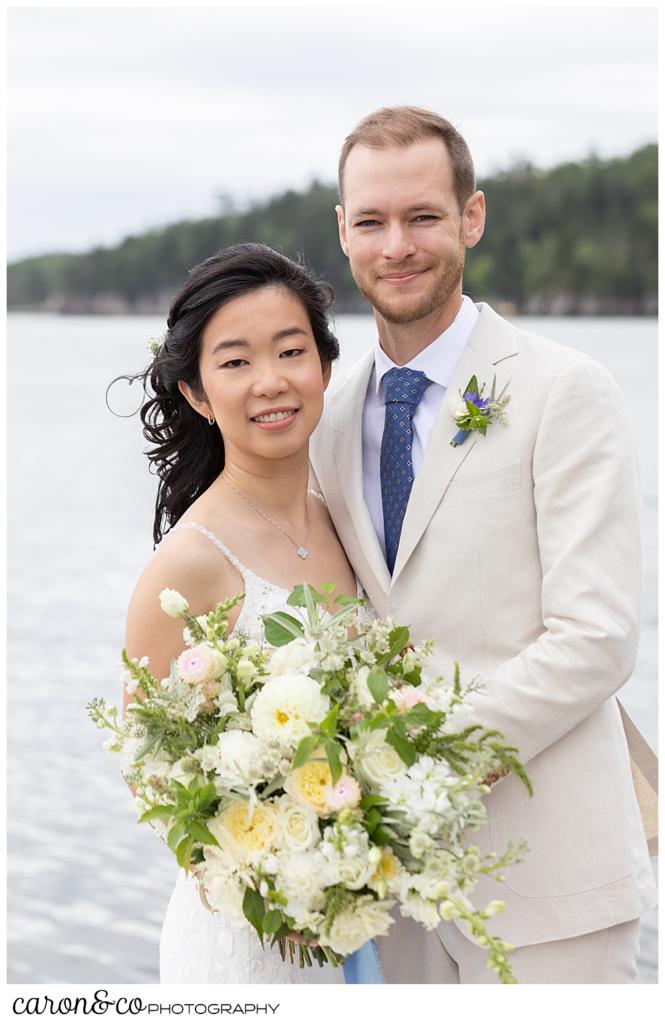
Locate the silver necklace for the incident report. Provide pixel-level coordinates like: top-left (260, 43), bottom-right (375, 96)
top-left (222, 477), bottom-right (310, 559)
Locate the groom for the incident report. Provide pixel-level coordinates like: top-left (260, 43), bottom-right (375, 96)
top-left (309, 106), bottom-right (657, 983)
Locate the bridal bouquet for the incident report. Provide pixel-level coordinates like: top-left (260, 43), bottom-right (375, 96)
top-left (89, 585), bottom-right (530, 983)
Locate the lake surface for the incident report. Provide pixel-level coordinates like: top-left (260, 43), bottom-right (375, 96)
top-left (6, 312), bottom-right (658, 984)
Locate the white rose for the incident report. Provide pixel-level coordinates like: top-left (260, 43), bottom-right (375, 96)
top-left (268, 639), bottom-right (317, 676)
top-left (335, 856), bottom-right (374, 891)
top-left (277, 796), bottom-right (320, 852)
top-left (448, 395), bottom-right (468, 420)
top-left (350, 729), bottom-right (406, 789)
top-left (159, 588), bottom-right (189, 618)
top-left (320, 899), bottom-right (395, 956)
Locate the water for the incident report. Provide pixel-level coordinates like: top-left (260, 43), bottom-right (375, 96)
top-left (7, 312), bottom-right (657, 984)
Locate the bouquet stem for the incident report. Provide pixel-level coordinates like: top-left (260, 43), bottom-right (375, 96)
top-left (277, 938), bottom-right (344, 969)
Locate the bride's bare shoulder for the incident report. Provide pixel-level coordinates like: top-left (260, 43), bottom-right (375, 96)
top-left (124, 524), bottom-right (245, 686)
top-left (124, 524), bottom-right (243, 676)
top-left (131, 525), bottom-right (240, 613)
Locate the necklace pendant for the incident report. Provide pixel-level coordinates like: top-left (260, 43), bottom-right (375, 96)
top-left (296, 546), bottom-right (309, 559)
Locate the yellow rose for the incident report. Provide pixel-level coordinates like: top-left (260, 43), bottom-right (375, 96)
top-left (213, 800), bottom-right (279, 861)
top-left (284, 754), bottom-right (334, 817)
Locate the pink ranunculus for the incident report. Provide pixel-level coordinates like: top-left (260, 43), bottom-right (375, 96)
top-left (327, 774), bottom-right (362, 811)
top-left (176, 645), bottom-right (219, 685)
top-left (394, 685), bottom-right (426, 710)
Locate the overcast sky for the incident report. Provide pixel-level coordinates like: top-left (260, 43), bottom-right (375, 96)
top-left (7, 4), bottom-right (658, 261)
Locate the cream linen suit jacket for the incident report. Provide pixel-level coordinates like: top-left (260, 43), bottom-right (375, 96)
top-left (310, 303), bottom-right (656, 975)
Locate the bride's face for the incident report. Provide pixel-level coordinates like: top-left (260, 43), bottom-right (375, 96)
top-left (182, 285), bottom-right (330, 463)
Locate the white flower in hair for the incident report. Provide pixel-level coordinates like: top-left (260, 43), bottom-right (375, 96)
top-left (148, 328), bottom-right (168, 357)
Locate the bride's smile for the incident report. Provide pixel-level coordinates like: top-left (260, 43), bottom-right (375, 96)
top-left (182, 285), bottom-right (331, 465)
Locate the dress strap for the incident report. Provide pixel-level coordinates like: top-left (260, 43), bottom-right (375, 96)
top-left (169, 521), bottom-right (250, 580)
top-left (308, 487), bottom-right (326, 505)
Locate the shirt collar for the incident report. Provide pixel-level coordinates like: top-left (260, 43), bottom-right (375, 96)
top-left (372, 294), bottom-right (479, 393)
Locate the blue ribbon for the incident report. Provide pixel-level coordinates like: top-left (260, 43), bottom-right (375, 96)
top-left (450, 427), bottom-right (470, 447)
top-left (342, 940), bottom-right (384, 984)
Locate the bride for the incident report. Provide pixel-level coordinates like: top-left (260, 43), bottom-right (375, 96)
top-left (124, 243), bottom-right (354, 984)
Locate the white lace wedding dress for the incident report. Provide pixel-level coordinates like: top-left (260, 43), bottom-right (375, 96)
top-left (159, 520), bottom-right (347, 984)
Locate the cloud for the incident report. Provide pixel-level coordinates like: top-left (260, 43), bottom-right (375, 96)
top-left (7, 5), bottom-right (657, 259)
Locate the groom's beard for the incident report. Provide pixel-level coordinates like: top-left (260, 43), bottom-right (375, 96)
top-left (350, 239), bottom-right (465, 325)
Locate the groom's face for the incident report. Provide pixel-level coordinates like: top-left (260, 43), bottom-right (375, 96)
top-left (337, 138), bottom-right (484, 324)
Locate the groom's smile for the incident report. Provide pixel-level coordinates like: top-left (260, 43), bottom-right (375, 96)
top-left (336, 137), bottom-right (485, 340)
top-left (379, 268), bottom-right (430, 284)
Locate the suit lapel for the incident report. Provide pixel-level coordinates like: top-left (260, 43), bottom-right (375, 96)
top-left (391, 304), bottom-right (519, 584)
top-left (330, 352), bottom-right (392, 594)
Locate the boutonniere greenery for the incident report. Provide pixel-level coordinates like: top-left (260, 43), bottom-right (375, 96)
top-left (449, 375), bottom-right (511, 447)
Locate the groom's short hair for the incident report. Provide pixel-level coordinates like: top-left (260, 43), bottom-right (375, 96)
top-left (338, 105), bottom-right (476, 212)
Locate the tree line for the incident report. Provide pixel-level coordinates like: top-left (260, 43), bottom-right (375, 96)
top-left (8, 144), bottom-right (657, 315)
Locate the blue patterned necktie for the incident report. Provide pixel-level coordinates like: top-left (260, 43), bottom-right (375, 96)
top-left (380, 367), bottom-right (430, 574)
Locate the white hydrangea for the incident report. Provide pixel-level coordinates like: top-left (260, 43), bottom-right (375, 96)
top-left (273, 849), bottom-right (331, 922)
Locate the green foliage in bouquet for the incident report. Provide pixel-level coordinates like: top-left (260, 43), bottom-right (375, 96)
top-left (89, 583), bottom-right (531, 983)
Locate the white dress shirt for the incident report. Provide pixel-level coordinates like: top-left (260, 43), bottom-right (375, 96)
top-left (362, 294), bottom-right (479, 555)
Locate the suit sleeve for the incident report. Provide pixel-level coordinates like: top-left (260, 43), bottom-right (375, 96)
top-left (445, 356), bottom-right (642, 766)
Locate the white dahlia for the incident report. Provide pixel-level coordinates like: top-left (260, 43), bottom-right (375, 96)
top-left (250, 672), bottom-right (330, 747)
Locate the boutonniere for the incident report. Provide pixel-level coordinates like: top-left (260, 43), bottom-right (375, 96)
top-left (449, 375), bottom-right (511, 447)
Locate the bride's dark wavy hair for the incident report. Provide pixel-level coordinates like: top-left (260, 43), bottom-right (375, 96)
top-left (134, 243), bottom-right (339, 546)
